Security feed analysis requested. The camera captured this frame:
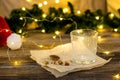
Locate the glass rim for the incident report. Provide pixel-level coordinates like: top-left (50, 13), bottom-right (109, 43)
top-left (70, 29), bottom-right (98, 35)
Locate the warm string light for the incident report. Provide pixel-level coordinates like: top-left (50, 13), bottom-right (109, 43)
top-left (103, 51), bottom-right (111, 55)
top-left (38, 3), bottom-right (43, 8)
top-left (42, 13), bottom-right (47, 18)
top-left (13, 60), bottom-right (22, 66)
top-left (31, 41), bottom-right (44, 48)
top-left (29, 0), bottom-right (49, 8)
top-left (109, 13), bottom-right (114, 19)
top-left (21, 7), bottom-right (35, 18)
top-left (41, 29), bottom-right (46, 33)
top-left (55, 30), bottom-right (60, 35)
top-left (113, 74), bottom-right (120, 80)
top-left (60, 17), bottom-right (63, 20)
top-left (30, 30), bottom-right (63, 49)
top-left (52, 35), bottom-right (57, 39)
top-left (55, 30), bottom-right (63, 44)
top-left (30, 30), bottom-right (59, 49)
top-left (34, 19), bottom-right (38, 22)
top-left (7, 48), bottom-right (11, 61)
top-left (21, 36), bottom-right (26, 41)
top-left (98, 36), bottom-right (102, 39)
top-left (19, 16), bottom-right (74, 34)
top-left (100, 46), bottom-right (120, 55)
top-left (18, 17), bottom-right (27, 35)
top-left (8, 1), bottom-right (120, 37)
top-left (97, 36), bottom-right (111, 55)
top-left (55, 0), bottom-right (60, 4)
top-left (18, 29), bottom-right (23, 34)
top-left (77, 10), bottom-right (81, 15)
top-left (114, 28), bottom-right (118, 32)
top-left (14, 14), bottom-right (120, 57)
top-left (63, 8), bottom-right (69, 13)
top-left (6, 47), bottom-right (25, 63)
top-left (19, 10), bottom-right (115, 35)
top-left (22, 7), bottom-right (26, 11)
top-left (19, 15), bottom-right (76, 43)
top-left (37, 44), bottom-right (44, 48)
top-left (4, 29), bottom-right (10, 32)
top-left (97, 24), bottom-right (105, 33)
top-left (26, 0), bottom-right (31, 2)
top-left (43, 1), bottom-right (48, 5)
top-left (31, 40), bottom-right (56, 49)
top-left (97, 23), bottom-right (118, 33)
top-left (95, 16), bottom-right (100, 20)
top-left (19, 5), bottom-right (78, 35)
top-left (98, 35), bottom-right (120, 55)
top-left (98, 46), bottom-right (112, 55)
top-left (19, 17), bottom-right (23, 20)
top-left (97, 36), bottom-right (103, 42)
top-left (98, 25), bottom-right (104, 29)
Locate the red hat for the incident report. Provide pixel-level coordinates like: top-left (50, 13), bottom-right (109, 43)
top-left (0, 16), bottom-right (12, 46)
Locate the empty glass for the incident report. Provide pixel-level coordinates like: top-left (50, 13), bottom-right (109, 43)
top-left (70, 29), bottom-right (98, 64)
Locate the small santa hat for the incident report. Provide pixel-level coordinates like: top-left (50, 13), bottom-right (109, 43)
top-left (0, 16), bottom-right (22, 50)
top-left (0, 16), bottom-right (12, 46)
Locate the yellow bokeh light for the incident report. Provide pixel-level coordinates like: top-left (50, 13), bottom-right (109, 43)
top-left (55, 0), bottom-right (59, 4)
top-left (103, 51), bottom-right (110, 55)
top-left (43, 1), bottom-right (48, 5)
top-left (38, 45), bottom-right (43, 48)
top-left (113, 74), bottom-right (120, 79)
top-left (18, 29), bottom-right (22, 33)
top-left (53, 36), bottom-right (56, 39)
top-left (114, 28), bottom-right (118, 32)
top-left (26, 0), bottom-right (31, 2)
top-left (22, 7), bottom-right (26, 11)
top-left (13, 61), bottom-right (21, 66)
top-left (97, 36), bottom-right (103, 42)
top-left (98, 25), bottom-right (104, 29)
top-left (42, 14), bottom-right (47, 18)
top-left (77, 10), bottom-right (81, 14)
top-left (63, 8), bottom-right (69, 13)
top-left (22, 36), bottom-right (25, 39)
top-left (95, 16), bottom-right (100, 20)
top-left (41, 29), bottom-right (45, 33)
top-left (98, 36), bottom-right (101, 39)
top-left (19, 17), bottom-right (23, 20)
top-left (38, 3), bottom-right (43, 8)
top-left (55, 31), bottom-right (60, 35)
top-left (109, 13), bottom-right (114, 19)
top-left (77, 30), bottom-right (83, 33)
top-left (34, 19), bottom-right (38, 22)
top-left (60, 17), bottom-right (63, 20)
top-left (5, 29), bottom-right (9, 32)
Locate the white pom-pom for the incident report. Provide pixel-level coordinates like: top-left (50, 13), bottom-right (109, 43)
top-left (7, 33), bottom-right (22, 50)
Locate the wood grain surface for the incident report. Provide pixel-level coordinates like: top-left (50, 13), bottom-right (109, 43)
top-left (0, 32), bottom-right (120, 80)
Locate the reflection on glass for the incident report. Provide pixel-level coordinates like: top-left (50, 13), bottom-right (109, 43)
top-left (70, 29), bottom-right (98, 64)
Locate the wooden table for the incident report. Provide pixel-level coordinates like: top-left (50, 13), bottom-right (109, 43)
top-left (0, 32), bottom-right (120, 80)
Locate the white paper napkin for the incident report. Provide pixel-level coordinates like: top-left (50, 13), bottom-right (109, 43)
top-left (30, 43), bottom-right (111, 78)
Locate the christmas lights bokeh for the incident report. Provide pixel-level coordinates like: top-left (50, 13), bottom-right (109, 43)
top-left (4, 1), bottom-right (120, 37)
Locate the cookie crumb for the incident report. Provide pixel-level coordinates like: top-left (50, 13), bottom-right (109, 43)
top-left (44, 61), bottom-right (49, 65)
top-left (49, 55), bottom-right (60, 61)
top-left (64, 62), bottom-right (70, 66)
top-left (58, 60), bottom-right (63, 65)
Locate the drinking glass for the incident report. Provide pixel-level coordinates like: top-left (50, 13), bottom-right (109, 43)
top-left (70, 29), bottom-right (98, 64)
